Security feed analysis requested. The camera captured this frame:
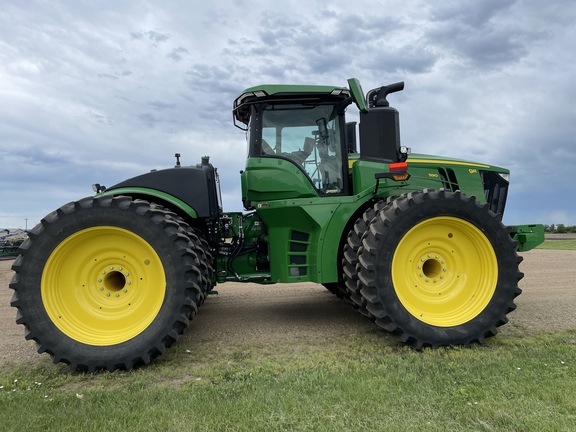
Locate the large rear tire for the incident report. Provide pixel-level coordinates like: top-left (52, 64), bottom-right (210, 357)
top-left (358, 189), bottom-right (523, 348)
top-left (10, 196), bottom-right (204, 372)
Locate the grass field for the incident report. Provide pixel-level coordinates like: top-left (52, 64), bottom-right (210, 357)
top-left (537, 239), bottom-right (576, 250)
top-left (1, 330), bottom-right (575, 431)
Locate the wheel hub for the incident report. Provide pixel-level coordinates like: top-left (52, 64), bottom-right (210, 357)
top-left (98, 266), bottom-right (130, 298)
top-left (418, 253), bottom-right (446, 284)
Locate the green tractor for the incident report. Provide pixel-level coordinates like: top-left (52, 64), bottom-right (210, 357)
top-left (10, 78), bottom-right (544, 372)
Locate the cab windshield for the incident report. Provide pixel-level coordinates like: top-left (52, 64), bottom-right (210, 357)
top-left (260, 103), bottom-right (344, 194)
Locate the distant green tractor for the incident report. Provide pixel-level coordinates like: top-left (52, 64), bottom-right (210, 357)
top-left (10, 78), bottom-right (544, 371)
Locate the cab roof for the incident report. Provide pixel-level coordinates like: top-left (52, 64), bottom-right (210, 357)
top-left (233, 84), bottom-right (351, 125)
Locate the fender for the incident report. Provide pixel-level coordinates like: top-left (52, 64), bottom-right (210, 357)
top-left (101, 163), bottom-right (221, 219)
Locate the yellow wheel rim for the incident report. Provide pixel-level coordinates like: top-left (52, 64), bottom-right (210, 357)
top-left (41, 227), bottom-right (166, 346)
top-left (392, 217), bottom-right (498, 327)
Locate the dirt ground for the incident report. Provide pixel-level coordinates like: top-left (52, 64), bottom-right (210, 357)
top-left (1, 249), bottom-right (575, 367)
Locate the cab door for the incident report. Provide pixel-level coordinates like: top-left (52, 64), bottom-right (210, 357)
top-left (241, 102), bottom-right (348, 207)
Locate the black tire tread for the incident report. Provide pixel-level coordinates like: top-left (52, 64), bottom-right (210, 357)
top-left (342, 199), bottom-right (391, 317)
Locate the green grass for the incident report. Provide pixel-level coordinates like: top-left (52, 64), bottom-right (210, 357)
top-left (537, 239), bottom-right (576, 250)
top-left (1, 330), bottom-right (575, 431)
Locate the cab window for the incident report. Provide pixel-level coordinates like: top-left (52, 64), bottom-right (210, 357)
top-left (260, 104), bottom-right (344, 194)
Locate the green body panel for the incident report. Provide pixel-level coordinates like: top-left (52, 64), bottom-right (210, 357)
top-left (510, 224), bottom-right (545, 252)
top-left (405, 153), bottom-right (494, 202)
top-left (257, 201), bottom-right (340, 283)
top-left (241, 158), bottom-right (317, 201)
top-left (255, 195), bottom-right (381, 284)
top-left (98, 187), bottom-right (198, 218)
top-left (350, 158), bottom-right (409, 195)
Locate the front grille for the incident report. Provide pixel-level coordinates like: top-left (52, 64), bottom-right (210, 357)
top-left (480, 171), bottom-right (509, 215)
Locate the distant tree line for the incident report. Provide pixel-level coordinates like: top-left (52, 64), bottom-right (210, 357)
top-left (544, 224), bottom-right (576, 233)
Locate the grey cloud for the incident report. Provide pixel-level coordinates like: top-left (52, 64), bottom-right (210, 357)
top-left (97, 70), bottom-right (133, 80)
top-left (331, 12), bottom-right (405, 43)
top-left (362, 46), bottom-right (438, 75)
top-left (424, 0), bottom-right (550, 70)
top-left (147, 31), bottom-right (170, 43)
top-left (97, 73), bottom-right (119, 79)
top-left (426, 23), bottom-right (528, 69)
top-left (86, 110), bottom-right (114, 125)
top-left (185, 64), bottom-right (241, 95)
top-left (138, 112), bottom-right (163, 127)
top-left (167, 47), bottom-right (190, 62)
top-left (147, 100), bottom-right (176, 110)
top-left (130, 30), bottom-right (170, 43)
top-left (251, 11), bottom-right (435, 76)
top-left (430, 0), bottom-right (516, 29)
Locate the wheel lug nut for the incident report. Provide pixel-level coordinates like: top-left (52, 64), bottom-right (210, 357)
top-left (435, 255), bottom-right (439, 259)
top-left (115, 293), bottom-right (120, 298)
top-left (101, 270), bottom-right (106, 275)
top-left (98, 278), bottom-right (102, 283)
top-left (100, 287), bottom-right (104, 291)
top-left (123, 289), bottom-right (128, 293)
top-left (106, 292), bottom-right (110, 297)
top-left (119, 267), bottom-right (123, 271)
top-left (109, 266), bottom-right (114, 270)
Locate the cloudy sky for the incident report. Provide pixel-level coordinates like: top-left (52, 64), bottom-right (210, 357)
top-left (1, 0), bottom-right (575, 230)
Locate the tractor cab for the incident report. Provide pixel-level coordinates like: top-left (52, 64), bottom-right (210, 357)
top-left (234, 79), bottom-right (409, 209)
top-left (234, 84), bottom-right (352, 208)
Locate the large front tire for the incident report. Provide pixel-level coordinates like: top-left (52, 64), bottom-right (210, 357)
top-left (358, 189), bottom-right (523, 348)
top-left (10, 196), bottom-right (204, 372)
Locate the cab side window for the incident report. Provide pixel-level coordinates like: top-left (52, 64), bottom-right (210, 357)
top-left (261, 104), bottom-right (344, 194)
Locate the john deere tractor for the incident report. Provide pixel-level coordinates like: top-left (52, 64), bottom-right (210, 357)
top-left (10, 78), bottom-right (544, 372)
